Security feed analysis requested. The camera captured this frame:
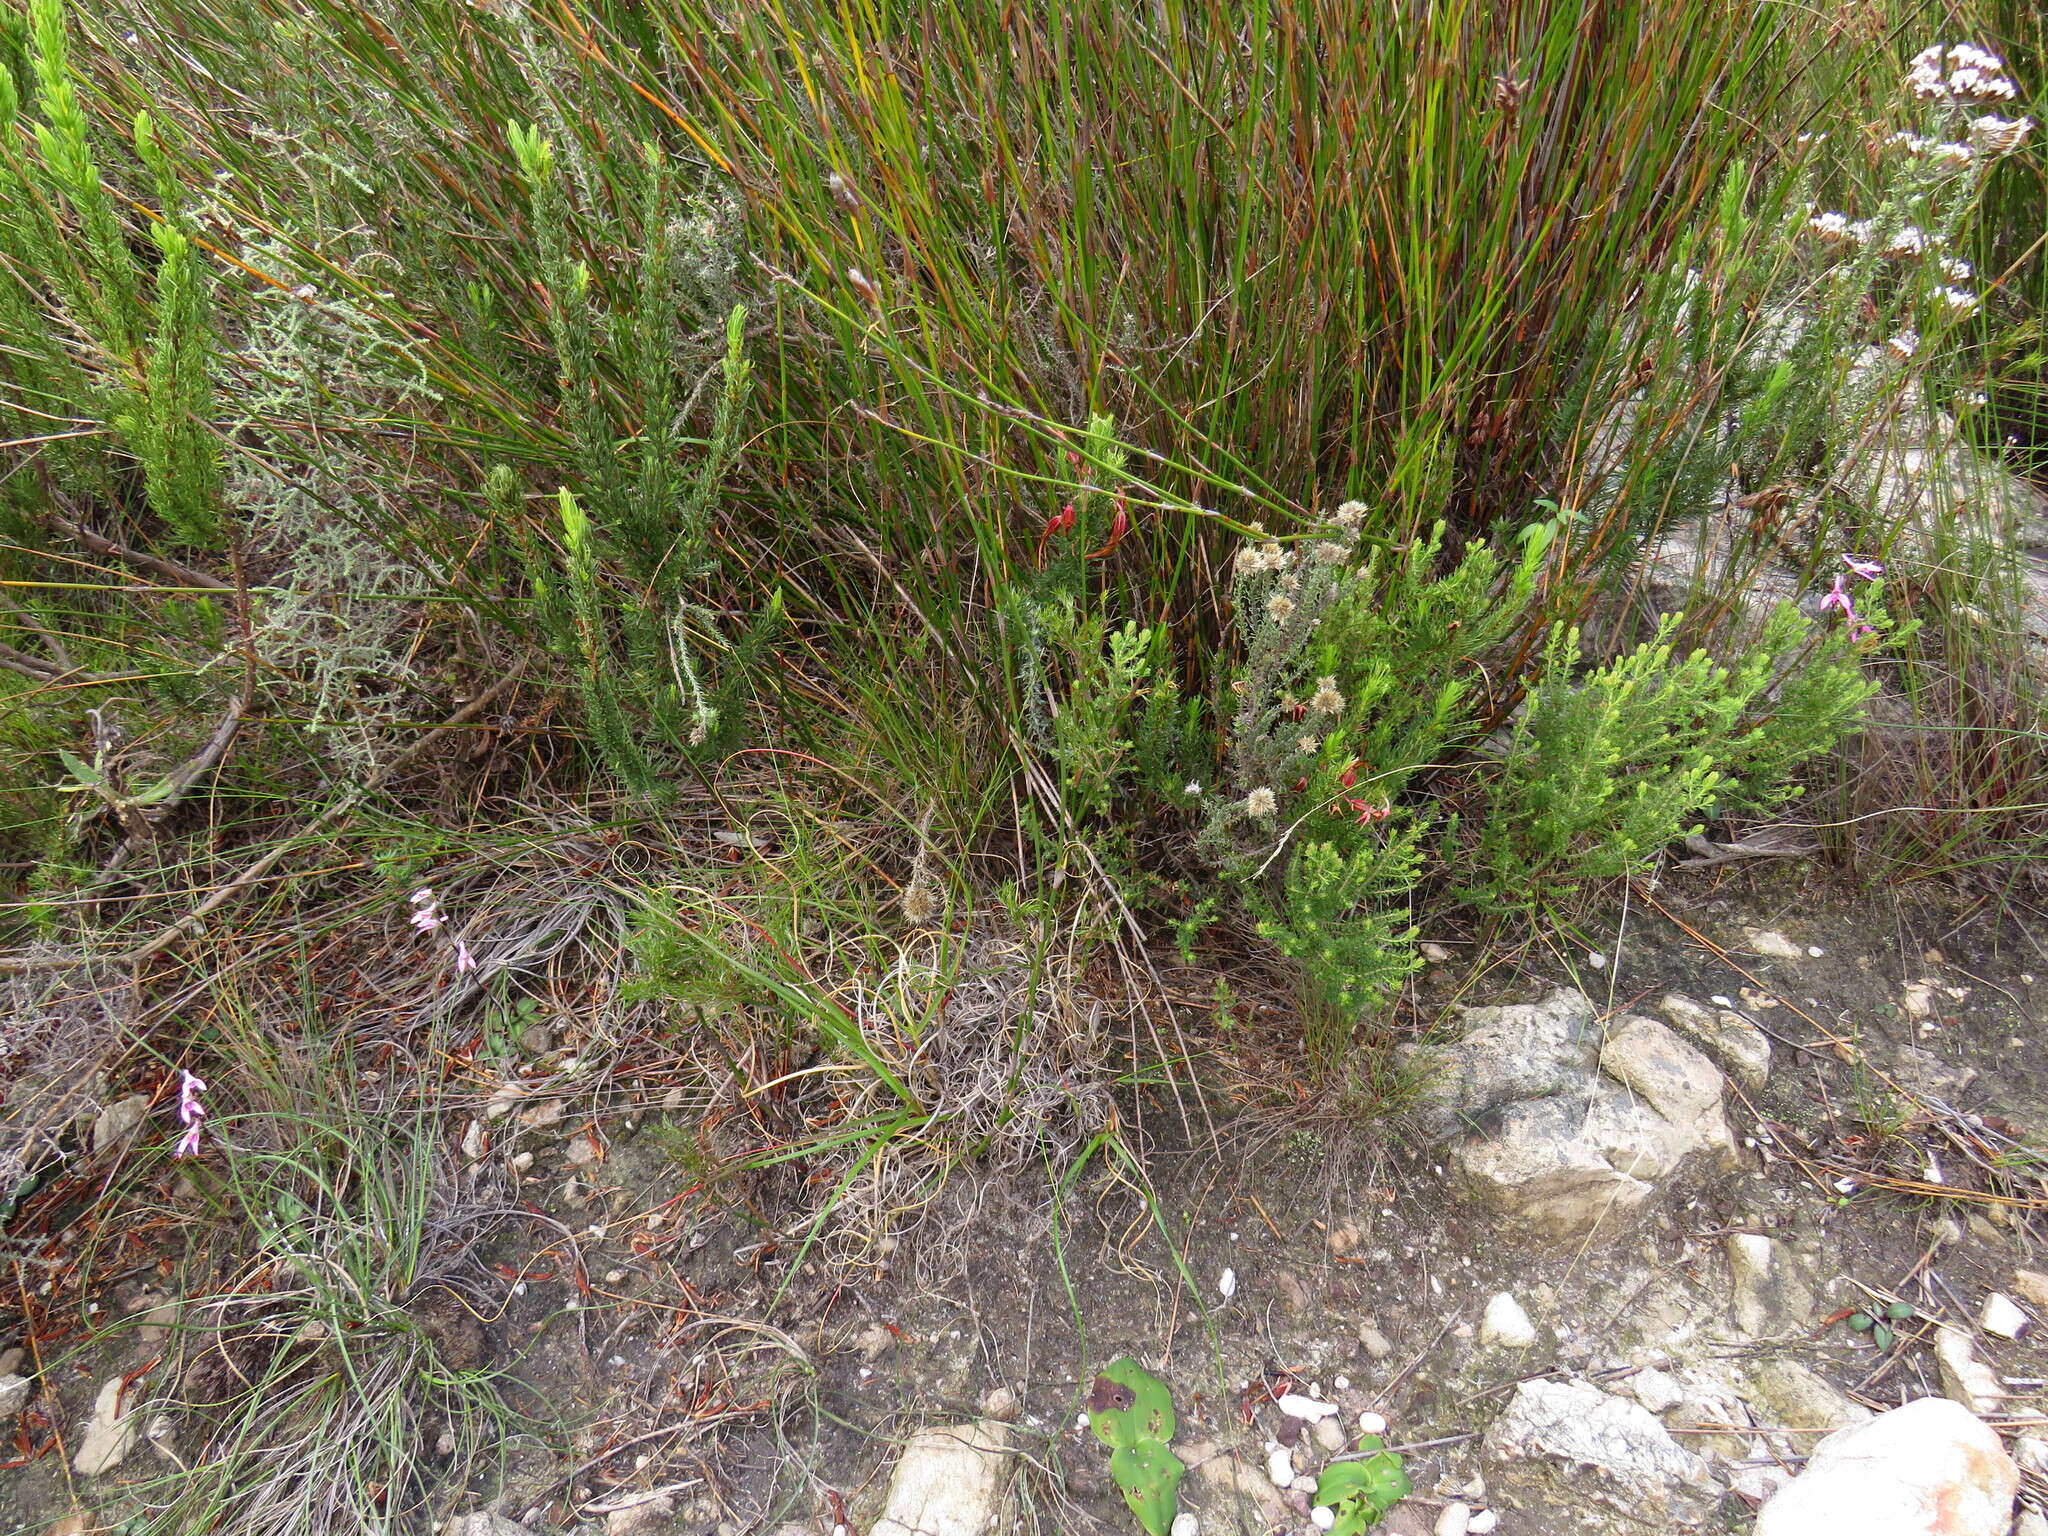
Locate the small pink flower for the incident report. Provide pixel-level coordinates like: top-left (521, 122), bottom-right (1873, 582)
top-left (1820, 574), bottom-right (1858, 617)
top-left (174, 1069), bottom-right (207, 1159)
top-left (409, 887), bottom-right (441, 933)
top-left (1841, 553), bottom-right (1885, 581)
top-left (454, 939), bottom-right (477, 974)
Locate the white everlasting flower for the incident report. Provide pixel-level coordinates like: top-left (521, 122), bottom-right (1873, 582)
top-left (1938, 286), bottom-right (1981, 317)
top-left (1909, 42), bottom-right (2018, 102)
top-left (1297, 735), bottom-right (1320, 754)
top-left (1234, 541), bottom-right (1291, 578)
top-left (1309, 677), bottom-right (1346, 716)
top-left (1886, 330), bottom-right (1920, 360)
top-left (1185, 781), bottom-right (1202, 796)
top-left (1245, 786), bottom-right (1278, 818)
top-left (1971, 114), bottom-right (2034, 157)
top-left (1312, 541), bottom-right (1351, 566)
top-left (1332, 500), bottom-right (1367, 529)
top-left (1266, 592), bottom-right (1297, 624)
top-left (1881, 225), bottom-right (1929, 257)
top-left (1805, 211), bottom-right (1855, 244)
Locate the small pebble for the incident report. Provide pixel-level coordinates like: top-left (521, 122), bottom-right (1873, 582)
top-left (1309, 1508), bottom-right (1336, 1531)
top-left (1334, 1375), bottom-right (1350, 1391)
top-left (1710, 994), bottom-right (1734, 1007)
top-left (1468, 1513), bottom-right (1499, 1534)
top-left (1170, 1516), bottom-right (1200, 1536)
top-left (1435, 1504), bottom-right (1472, 1536)
top-left (1480, 1292), bottom-right (1537, 1349)
top-left (1358, 1410), bottom-right (1387, 1435)
top-left (1219, 1268), bottom-right (1238, 1299)
top-left (1587, 951), bottom-right (1607, 969)
top-left (1807, 945), bottom-right (1825, 957)
top-left (1266, 1444), bottom-right (1295, 1487)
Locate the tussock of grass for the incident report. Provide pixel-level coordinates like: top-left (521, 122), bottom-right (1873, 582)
top-left (2, 0), bottom-right (2048, 1526)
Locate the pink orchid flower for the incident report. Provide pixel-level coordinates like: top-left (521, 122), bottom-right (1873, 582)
top-left (174, 1069), bottom-right (207, 1159)
top-left (409, 887), bottom-right (442, 933)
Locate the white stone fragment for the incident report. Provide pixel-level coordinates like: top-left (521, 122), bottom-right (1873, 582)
top-left (73, 1376), bottom-right (139, 1476)
top-left (1267, 1444), bottom-right (1295, 1487)
top-left (1980, 1292), bottom-right (2028, 1339)
top-left (1480, 1293), bottom-right (1538, 1349)
top-left (1276, 1393), bottom-right (1340, 1421)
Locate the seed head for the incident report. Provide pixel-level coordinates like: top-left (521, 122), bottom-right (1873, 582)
top-left (1245, 786), bottom-right (1278, 818)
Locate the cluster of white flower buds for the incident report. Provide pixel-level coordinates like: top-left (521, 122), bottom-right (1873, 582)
top-left (1970, 113), bottom-right (2035, 157)
top-left (1796, 45), bottom-right (2033, 334)
top-left (1233, 527), bottom-right (1291, 578)
top-left (1887, 132), bottom-right (1976, 169)
top-left (1909, 43), bottom-right (2019, 102)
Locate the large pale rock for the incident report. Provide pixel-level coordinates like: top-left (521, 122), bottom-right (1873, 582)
top-left (1934, 1329), bottom-right (2008, 1416)
top-left (1598, 1016), bottom-right (1735, 1162)
top-left (1725, 1234), bottom-right (1816, 1336)
top-left (1452, 1087), bottom-right (1677, 1238)
top-left (1738, 1358), bottom-right (1871, 1451)
top-left (1753, 1397), bottom-right (2015, 1536)
top-left (1416, 988), bottom-right (1602, 1139)
top-left (871, 1419), bottom-right (1015, 1536)
top-left (1483, 1377), bottom-right (1720, 1528)
top-left (72, 1375), bottom-right (139, 1476)
top-left (1428, 990), bottom-right (1735, 1241)
top-left (1659, 994), bottom-right (1771, 1092)
top-left (90, 1094), bottom-right (150, 1157)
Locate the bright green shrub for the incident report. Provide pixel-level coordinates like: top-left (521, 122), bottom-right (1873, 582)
top-left (1468, 604), bottom-right (1877, 908)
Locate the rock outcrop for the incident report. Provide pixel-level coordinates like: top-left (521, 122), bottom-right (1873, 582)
top-left (1416, 988), bottom-right (1739, 1239)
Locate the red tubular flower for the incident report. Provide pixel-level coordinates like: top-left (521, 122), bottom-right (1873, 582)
top-left (1087, 498), bottom-right (1131, 559)
top-left (1034, 503), bottom-right (1078, 562)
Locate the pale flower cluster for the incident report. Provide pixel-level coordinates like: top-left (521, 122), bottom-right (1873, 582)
top-left (1798, 45), bottom-right (2032, 335)
top-left (1889, 131), bottom-right (1976, 169)
top-left (1971, 114), bottom-right (2035, 157)
top-left (1233, 524), bottom-right (1291, 577)
top-left (1909, 43), bottom-right (2019, 102)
